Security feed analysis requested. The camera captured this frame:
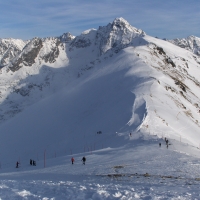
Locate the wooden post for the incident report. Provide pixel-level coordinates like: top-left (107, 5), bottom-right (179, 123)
top-left (44, 150), bottom-right (46, 168)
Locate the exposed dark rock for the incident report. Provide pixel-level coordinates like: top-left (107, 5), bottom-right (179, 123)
top-left (165, 57), bottom-right (176, 67)
top-left (10, 38), bottom-right (43, 72)
top-left (70, 37), bottom-right (91, 48)
top-left (42, 39), bottom-right (61, 63)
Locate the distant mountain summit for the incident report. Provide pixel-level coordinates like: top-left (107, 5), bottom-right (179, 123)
top-left (169, 35), bottom-right (200, 56)
top-left (69, 17), bottom-right (145, 55)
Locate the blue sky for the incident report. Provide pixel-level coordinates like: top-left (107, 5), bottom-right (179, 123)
top-left (0, 0), bottom-right (199, 40)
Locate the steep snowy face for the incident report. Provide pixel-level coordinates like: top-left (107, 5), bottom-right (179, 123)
top-left (0, 38), bottom-right (27, 67)
top-left (133, 36), bottom-right (200, 147)
top-left (169, 36), bottom-right (200, 56)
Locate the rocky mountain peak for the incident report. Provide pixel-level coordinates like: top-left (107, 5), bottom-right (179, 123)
top-left (112, 17), bottom-right (130, 27)
top-left (111, 17), bottom-right (145, 35)
top-left (60, 32), bottom-right (75, 43)
top-left (169, 35), bottom-right (200, 56)
top-left (94, 17), bottom-right (145, 55)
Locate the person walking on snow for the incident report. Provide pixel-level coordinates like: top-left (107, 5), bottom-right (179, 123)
top-left (71, 157), bottom-right (75, 165)
top-left (82, 156), bottom-right (86, 165)
top-left (16, 161), bottom-right (19, 168)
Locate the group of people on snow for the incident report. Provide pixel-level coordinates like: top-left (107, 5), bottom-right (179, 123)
top-left (30, 159), bottom-right (36, 166)
top-left (16, 156), bottom-right (86, 169)
top-left (71, 156), bottom-right (86, 165)
top-left (16, 159), bottom-right (36, 168)
top-left (159, 137), bottom-right (169, 148)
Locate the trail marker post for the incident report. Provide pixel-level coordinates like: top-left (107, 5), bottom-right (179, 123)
top-left (44, 150), bottom-right (46, 168)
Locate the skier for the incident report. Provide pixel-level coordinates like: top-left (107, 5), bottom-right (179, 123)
top-left (33, 160), bottom-right (36, 166)
top-left (16, 161), bottom-right (19, 168)
top-left (71, 157), bottom-right (75, 165)
top-left (30, 159), bottom-right (33, 165)
top-left (82, 156), bottom-right (86, 165)
top-left (130, 133), bottom-right (132, 137)
top-left (159, 143), bottom-right (161, 147)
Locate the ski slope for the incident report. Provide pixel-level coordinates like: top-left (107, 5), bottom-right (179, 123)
top-left (0, 135), bottom-right (200, 199)
top-left (0, 18), bottom-right (199, 199)
top-left (0, 44), bottom-right (199, 199)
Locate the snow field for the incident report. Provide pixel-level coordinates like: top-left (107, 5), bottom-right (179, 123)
top-left (0, 134), bottom-right (200, 199)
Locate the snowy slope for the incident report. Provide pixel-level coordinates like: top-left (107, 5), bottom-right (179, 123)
top-left (135, 35), bottom-right (200, 147)
top-left (0, 18), bottom-right (199, 199)
top-left (0, 135), bottom-right (200, 199)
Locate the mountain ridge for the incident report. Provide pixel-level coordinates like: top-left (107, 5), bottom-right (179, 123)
top-left (168, 35), bottom-right (200, 56)
top-left (0, 18), bottom-right (199, 161)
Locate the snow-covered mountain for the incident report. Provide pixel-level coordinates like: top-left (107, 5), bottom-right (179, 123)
top-left (0, 17), bottom-right (199, 149)
top-left (169, 35), bottom-right (200, 56)
top-left (0, 18), bottom-right (145, 122)
top-left (0, 38), bottom-right (27, 67)
top-left (0, 17), bottom-right (200, 199)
